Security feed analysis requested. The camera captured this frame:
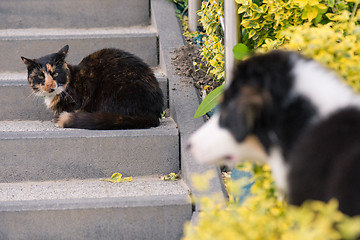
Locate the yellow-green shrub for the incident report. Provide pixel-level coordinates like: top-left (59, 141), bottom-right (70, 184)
top-left (264, 18), bottom-right (360, 91)
top-left (184, 1), bottom-right (360, 238)
top-left (183, 163), bottom-right (360, 240)
top-left (195, 0), bottom-right (225, 82)
top-left (236, 0), bottom-right (354, 49)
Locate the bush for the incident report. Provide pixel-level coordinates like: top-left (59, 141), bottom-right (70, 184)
top-left (266, 18), bottom-right (360, 91)
top-left (195, 0), bottom-right (225, 82)
top-left (183, 163), bottom-right (360, 240)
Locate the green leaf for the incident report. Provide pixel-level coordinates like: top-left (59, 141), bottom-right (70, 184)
top-left (233, 43), bottom-right (250, 60)
top-left (194, 85), bottom-right (224, 118)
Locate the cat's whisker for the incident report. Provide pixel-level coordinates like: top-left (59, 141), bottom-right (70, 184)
top-left (61, 89), bottom-right (76, 104)
top-left (24, 90), bottom-right (39, 102)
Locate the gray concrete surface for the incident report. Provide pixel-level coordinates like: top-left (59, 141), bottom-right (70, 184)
top-left (152, 0), bottom-right (227, 212)
top-left (0, 177), bottom-right (191, 240)
top-left (0, 71), bottom-right (168, 121)
top-left (0, 176), bottom-right (189, 202)
top-left (0, 118), bottom-right (179, 182)
top-left (0, 26), bottom-right (158, 72)
top-left (0, 0), bottom-right (150, 29)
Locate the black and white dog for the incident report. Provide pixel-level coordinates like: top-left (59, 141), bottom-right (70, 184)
top-left (188, 51), bottom-right (360, 216)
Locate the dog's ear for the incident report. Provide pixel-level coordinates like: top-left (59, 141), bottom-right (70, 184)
top-left (220, 86), bottom-right (270, 142)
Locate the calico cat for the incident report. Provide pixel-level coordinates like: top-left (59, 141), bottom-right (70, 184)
top-left (21, 45), bottom-right (164, 130)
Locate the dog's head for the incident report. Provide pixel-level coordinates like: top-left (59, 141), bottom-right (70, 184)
top-left (188, 51), bottom-right (299, 166)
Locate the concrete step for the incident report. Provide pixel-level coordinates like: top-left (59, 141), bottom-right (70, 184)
top-left (0, 118), bottom-right (179, 183)
top-left (0, 0), bottom-right (150, 29)
top-left (0, 26), bottom-right (158, 72)
top-left (0, 70), bottom-right (168, 121)
top-left (0, 176), bottom-right (191, 240)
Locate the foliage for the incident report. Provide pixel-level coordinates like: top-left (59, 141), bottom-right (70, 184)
top-left (171, 0), bottom-right (189, 17)
top-left (194, 84), bottom-right (224, 118)
top-left (232, 43), bottom-right (250, 59)
top-left (183, 163), bottom-right (360, 240)
top-left (192, 43), bottom-right (249, 118)
top-left (196, 0), bottom-right (225, 82)
top-left (270, 18), bottom-right (360, 91)
top-left (101, 172), bottom-right (133, 183)
top-left (235, 0), bottom-right (354, 50)
top-left (160, 172), bottom-right (181, 181)
top-left (168, 0), bottom-right (189, 30)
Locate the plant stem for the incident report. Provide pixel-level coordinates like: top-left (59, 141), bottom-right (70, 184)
top-left (351, 1), bottom-right (359, 20)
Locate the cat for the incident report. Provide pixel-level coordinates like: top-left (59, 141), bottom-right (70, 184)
top-left (21, 45), bottom-right (164, 130)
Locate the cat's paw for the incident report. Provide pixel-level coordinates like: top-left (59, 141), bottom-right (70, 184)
top-left (55, 112), bottom-right (72, 128)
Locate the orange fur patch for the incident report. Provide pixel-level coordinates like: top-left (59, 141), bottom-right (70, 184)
top-left (55, 112), bottom-right (72, 128)
top-left (42, 73), bottom-right (56, 92)
top-left (46, 64), bottom-right (56, 73)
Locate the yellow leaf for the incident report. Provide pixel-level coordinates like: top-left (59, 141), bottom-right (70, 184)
top-left (308, 0), bottom-right (319, 6)
top-left (101, 172), bottom-right (133, 183)
top-left (110, 172), bottom-right (122, 181)
top-left (160, 172), bottom-right (180, 181)
top-left (293, 0), bottom-right (308, 8)
top-left (238, 6), bottom-right (248, 14)
top-left (302, 5), bottom-right (318, 21)
top-left (249, 29), bottom-right (257, 38)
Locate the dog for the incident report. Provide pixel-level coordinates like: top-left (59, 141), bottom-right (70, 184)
top-left (187, 50), bottom-right (360, 216)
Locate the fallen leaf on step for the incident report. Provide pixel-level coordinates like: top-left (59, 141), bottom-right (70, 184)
top-left (101, 172), bottom-right (133, 183)
top-left (160, 172), bottom-right (181, 181)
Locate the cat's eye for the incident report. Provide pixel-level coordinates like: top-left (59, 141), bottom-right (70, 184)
top-left (53, 73), bottom-right (59, 77)
top-left (38, 75), bottom-right (44, 79)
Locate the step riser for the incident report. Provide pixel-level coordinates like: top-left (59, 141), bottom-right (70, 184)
top-left (0, 119), bottom-right (179, 182)
top-left (0, 77), bottom-right (168, 121)
top-left (0, 33), bottom-right (158, 72)
top-left (0, 85), bottom-right (53, 120)
top-left (0, 196), bottom-right (191, 240)
top-left (0, 0), bottom-right (150, 29)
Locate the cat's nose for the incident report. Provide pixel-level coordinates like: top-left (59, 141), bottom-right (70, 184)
top-left (45, 79), bottom-right (56, 88)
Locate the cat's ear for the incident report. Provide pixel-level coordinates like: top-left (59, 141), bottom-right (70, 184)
top-left (21, 56), bottom-right (36, 68)
top-left (58, 45), bottom-right (69, 55)
top-left (55, 45), bottom-right (69, 63)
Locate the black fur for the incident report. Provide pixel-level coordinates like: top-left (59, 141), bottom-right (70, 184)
top-left (288, 107), bottom-right (360, 216)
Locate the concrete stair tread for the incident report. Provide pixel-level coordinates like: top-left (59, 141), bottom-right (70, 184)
top-left (0, 176), bottom-right (189, 205)
top-left (0, 177), bottom-right (192, 240)
top-left (0, 117), bottom-right (176, 134)
top-left (0, 26), bottom-right (156, 40)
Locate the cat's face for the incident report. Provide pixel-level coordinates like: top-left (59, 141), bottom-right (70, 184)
top-left (21, 45), bottom-right (71, 98)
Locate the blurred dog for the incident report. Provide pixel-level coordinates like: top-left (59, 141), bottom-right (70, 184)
top-left (188, 51), bottom-right (360, 216)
